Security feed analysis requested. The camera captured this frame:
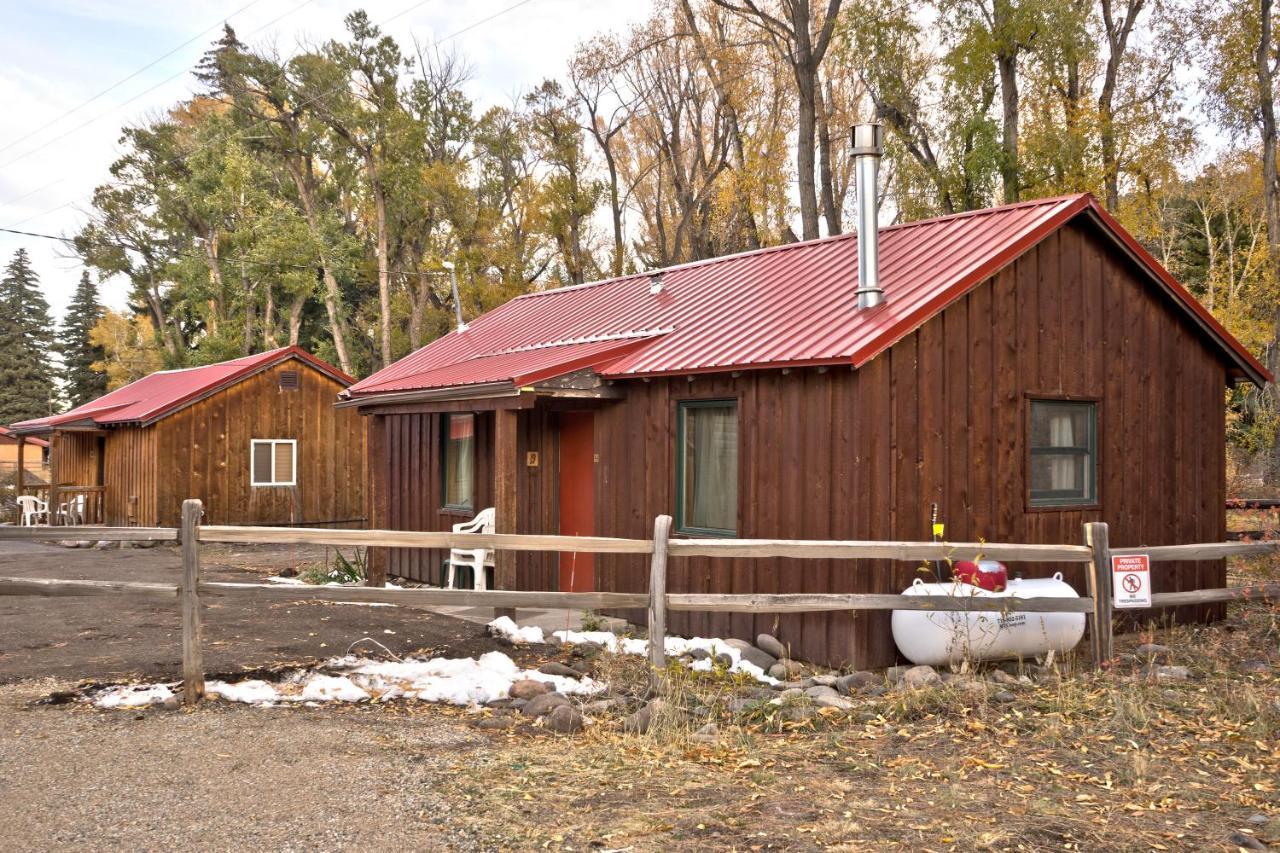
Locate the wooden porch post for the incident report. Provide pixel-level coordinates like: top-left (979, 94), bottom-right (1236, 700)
top-left (493, 408), bottom-right (518, 620)
top-left (14, 435), bottom-right (24, 498)
top-left (47, 431), bottom-right (59, 526)
top-left (365, 414), bottom-right (388, 587)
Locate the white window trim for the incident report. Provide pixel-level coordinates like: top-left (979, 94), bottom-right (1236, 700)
top-left (250, 439), bottom-right (297, 487)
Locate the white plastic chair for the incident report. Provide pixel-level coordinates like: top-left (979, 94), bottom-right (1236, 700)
top-left (445, 507), bottom-right (496, 590)
top-left (16, 495), bottom-right (48, 526)
top-left (58, 494), bottom-right (86, 526)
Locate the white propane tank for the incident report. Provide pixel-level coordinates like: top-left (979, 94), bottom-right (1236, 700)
top-left (891, 573), bottom-right (1086, 667)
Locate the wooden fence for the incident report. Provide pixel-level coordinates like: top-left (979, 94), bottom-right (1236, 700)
top-left (0, 500), bottom-right (1278, 704)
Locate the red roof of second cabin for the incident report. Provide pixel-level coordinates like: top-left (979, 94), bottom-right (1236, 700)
top-left (346, 194), bottom-right (1267, 399)
top-left (10, 346), bottom-right (351, 433)
top-left (0, 426), bottom-right (48, 446)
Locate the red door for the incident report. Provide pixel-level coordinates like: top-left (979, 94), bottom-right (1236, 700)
top-left (558, 411), bottom-right (595, 592)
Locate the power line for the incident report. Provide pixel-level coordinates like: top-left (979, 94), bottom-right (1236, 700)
top-left (0, 0), bottom-right (318, 176)
top-left (1, 0), bottom-right (541, 230)
top-left (0, 0), bottom-right (267, 158)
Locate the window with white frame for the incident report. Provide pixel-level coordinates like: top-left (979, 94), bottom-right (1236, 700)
top-left (251, 439), bottom-right (297, 487)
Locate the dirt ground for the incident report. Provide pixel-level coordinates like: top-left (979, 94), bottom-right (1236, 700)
top-left (0, 540), bottom-right (1276, 851)
top-left (0, 539), bottom-right (505, 684)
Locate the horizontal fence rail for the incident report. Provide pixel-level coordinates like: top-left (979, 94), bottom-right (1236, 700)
top-left (1, 504), bottom-right (1278, 703)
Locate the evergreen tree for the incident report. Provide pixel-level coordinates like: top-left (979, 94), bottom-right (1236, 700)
top-left (0, 249), bottom-right (58, 423)
top-left (57, 270), bottom-right (107, 408)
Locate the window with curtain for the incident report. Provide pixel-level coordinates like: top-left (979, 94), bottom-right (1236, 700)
top-left (442, 413), bottom-right (475, 510)
top-left (250, 439), bottom-right (296, 486)
top-left (677, 400), bottom-right (739, 535)
top-left (1029, 400), bottom-right (1097, 506)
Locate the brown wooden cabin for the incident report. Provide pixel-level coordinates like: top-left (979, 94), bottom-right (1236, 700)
top-left (343, 194), bottom-right (1268, 670)
top-left (10, 347), bottom-right (365, 528)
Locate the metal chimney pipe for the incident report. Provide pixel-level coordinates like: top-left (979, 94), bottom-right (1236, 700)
top-left (851, 123), bottom-right (885, 309)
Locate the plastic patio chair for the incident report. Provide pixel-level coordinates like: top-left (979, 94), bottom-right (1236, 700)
top-left (58, 494), bottom-right (87, 526)
top-left (445, 507), bottom-right (496, 590)
top-left (16, 495), bottom-right (49, 526)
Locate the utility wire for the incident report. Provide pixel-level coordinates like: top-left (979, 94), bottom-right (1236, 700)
top-left (1, 0), bottom-right (540, 230)
top-left (0, 0), bottom-right (266, 158)
top-left (0, 0), bottom-right (317, 179)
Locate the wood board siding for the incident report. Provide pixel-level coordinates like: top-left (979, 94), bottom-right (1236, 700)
top-left (153, 360), bottom-right (364, 527)
top-left (588, 219), bottom-right (1227, 669)
top-left (104, 427), bottom-right (157, 526)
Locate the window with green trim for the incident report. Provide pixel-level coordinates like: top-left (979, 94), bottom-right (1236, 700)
top-left (677, 400), bottom-right (738, 535)
top-left (441, 413), bottom-right (475, 510)
top-left (1029, 400), bottom-right (1097, 506)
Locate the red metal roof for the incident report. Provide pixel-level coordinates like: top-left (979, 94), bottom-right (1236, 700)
top-left (0, 426), bottom-right (48, 446)
top-left (11, 346), bottom-right (352, 433)
top-left (344, 193), bottom-right (1268, 399)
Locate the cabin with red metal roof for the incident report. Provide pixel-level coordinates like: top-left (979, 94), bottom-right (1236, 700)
top-left (343, 192), bottom-right (1267, 669)
top-left (10, 347), bottom-right (365, 529)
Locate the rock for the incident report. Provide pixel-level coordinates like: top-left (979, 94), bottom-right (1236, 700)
top-left (812, 693), bottom-right (855, 711)
top-left (1017, 675), bottom-right (1034, 687)
top-left (510, 698), bottom-right (527, 710)
top-left (739, 646), bottom-right (777, 671)
top-left (1228, 832), bottom-right (1268, 851)
top-left (778, 688), bottom-right (806, 701)
top-left (993, 690), bottom-right (1017, 703)
top-left (900, 665), bottom-right (942, 689)
top-left (728, 697), bottom-right (762, 714)
top-left (1247, 814), bottom-right (1270, 825)
top-left (714, 653), bottom-right (734, 669)
top-left (161, 695), bottom-right (180, 710)
top-left (544, 705), bottom-right (584, 733)
top-left (780, 704), bottom-right (816, 723)
top-left (835, 671), bottom-right (879, 695)
top-left (509, 679), bottom-right (553, 700)
top-left (521, 692), bottom-right (570, 717)
top-left (722, 638), bottom-right (754, 652)
top-left (1135, 643), bottom-right (1173, 661)
top-left (687, 647), bottom-right (712, 661)
top-left (131, 539), bottom-right (159, 549)
top-left (473, 716), bottom-right (516, 731)
top-left (950, 678), bottom-right (987, 699)
top-left (768, 659), bottom-right (805, 680)
top-left (691, 723), bottom-right (718, 744)
top-left (538, 662), bottom-right (582, 678)
top-left (57, 540), bottom-right (93, 548)
top-left (989, 669), bottom-right (1020, 686)
top-left (756, 633), bottom-right (788, 660)
top-left (583, 698), bottom-right (624, 714)
top-left (1238, 659), bottom-right (1272, 675)
top-left (862, 685), bottom-right (888, 698)
top-left (94, 540), bottom-right (118, 550)
top-left (805, 685), bottom-right (841, 701)
top-left (1152, 665), bottom-right (1190, 682)
top-left (740, 686), bottom-right (775, 699)
top-left (810, 674), bottom-right (838, 687)
top-left (278, 566), bottom-right (298, 578)
top-left (885, 665), bottom-right (912, 684)
top-left (624, 700), bottom-right (663, 734)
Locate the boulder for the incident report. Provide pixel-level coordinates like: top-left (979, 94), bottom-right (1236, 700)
top-left (993, 690), bottom-right (1017, 703)
top-left (738, 646), bottom-right (777, 672)
top-left (885, 665), bottom-right (912, 684)
top-left (690, 723), bottom-right (718, 744)
top-left (714, 653), bottom-right (734, 669)
top-left (768, 659), bottom-right (805, 680)
top-left (756, 633), bottom-right (788, 660)
top-left (624, 700), bottom-right (665, 734)
top-left (810, 674), bottom-right (838, 687)
top-left (583, 698), bottom-right (625, 714)
top-left (473, 716), bottom-right (516, 731)
top-left (722, 638), bottom-right (754, 653)
top-left (544, 705), bottom-right (584, 734)
top-left (1135, 643), bottom-right (1172, 662)
top-left (835, 671), bottom-right (878, 695)
top-left (509, 679), bottom-right (553, 700)
top-left (812, 693), bottom-right (855, 711)
top-left (538, 662), bottom-right (582, 678)
top-left (804, 685), bottom-right (841, 701)
top-left (687, 647), bottom-right (712, 661)
top-left (900, 665), bottom-right (942, 689)
top-left (863, 685), bottom-right (888, 698)
top-left (780, 704), bottom-right (817, 723)
top-left (1152, 665), bottom-right (1190, 682)
top-left (1238, 659), bottom-right (1271, 675)
top-left (521, 692), bottom-right (570, 717)
top-left (989, 669), bottom-right (1020, 686)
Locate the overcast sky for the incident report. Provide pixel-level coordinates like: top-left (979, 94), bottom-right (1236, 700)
top-left (0, 0), bottom-right (648, 322)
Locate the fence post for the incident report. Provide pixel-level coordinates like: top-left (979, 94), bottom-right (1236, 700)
top-left (181, 499), bottom-right (205, 705)
top-left (648, 514), bottom-right (672, 682)
top-left (1083, 521), bottom-right (1114, 668)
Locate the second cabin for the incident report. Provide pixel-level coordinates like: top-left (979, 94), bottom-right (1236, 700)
top-left (344, 192), bottom-right (1267, 670)
top-left (10, 347), bottom-right (365, 528)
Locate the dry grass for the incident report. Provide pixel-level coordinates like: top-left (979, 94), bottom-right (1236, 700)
top-left (414, 580), bottom-right (1280, 850)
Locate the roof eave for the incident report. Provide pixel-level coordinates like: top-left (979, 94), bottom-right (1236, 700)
top-left (338, 381), bottom-right (520, 409)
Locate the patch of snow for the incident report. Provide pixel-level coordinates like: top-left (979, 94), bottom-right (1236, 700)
top-left (300, 675), bottom-right (370, 702)
top-left (266, 575), bottom-right (306, 585)
top-left (94, 684), bottom-right (175, 708)
top-left (206, 679), bottom-right (280, 704)
top-left (551, 630), bottom-right (779, 685)
top-left (487, 616), bottom-right (546, 644)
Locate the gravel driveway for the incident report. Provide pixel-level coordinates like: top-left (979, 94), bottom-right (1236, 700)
top-left (0, 680), bottom-right (493, 852)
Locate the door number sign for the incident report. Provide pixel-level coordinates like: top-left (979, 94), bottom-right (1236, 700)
top-left (1111, 554), bottom-right (1152, 608)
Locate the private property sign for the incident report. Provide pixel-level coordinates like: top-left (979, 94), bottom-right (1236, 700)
top-left (1112, 554), bottom-right (1152, 608)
